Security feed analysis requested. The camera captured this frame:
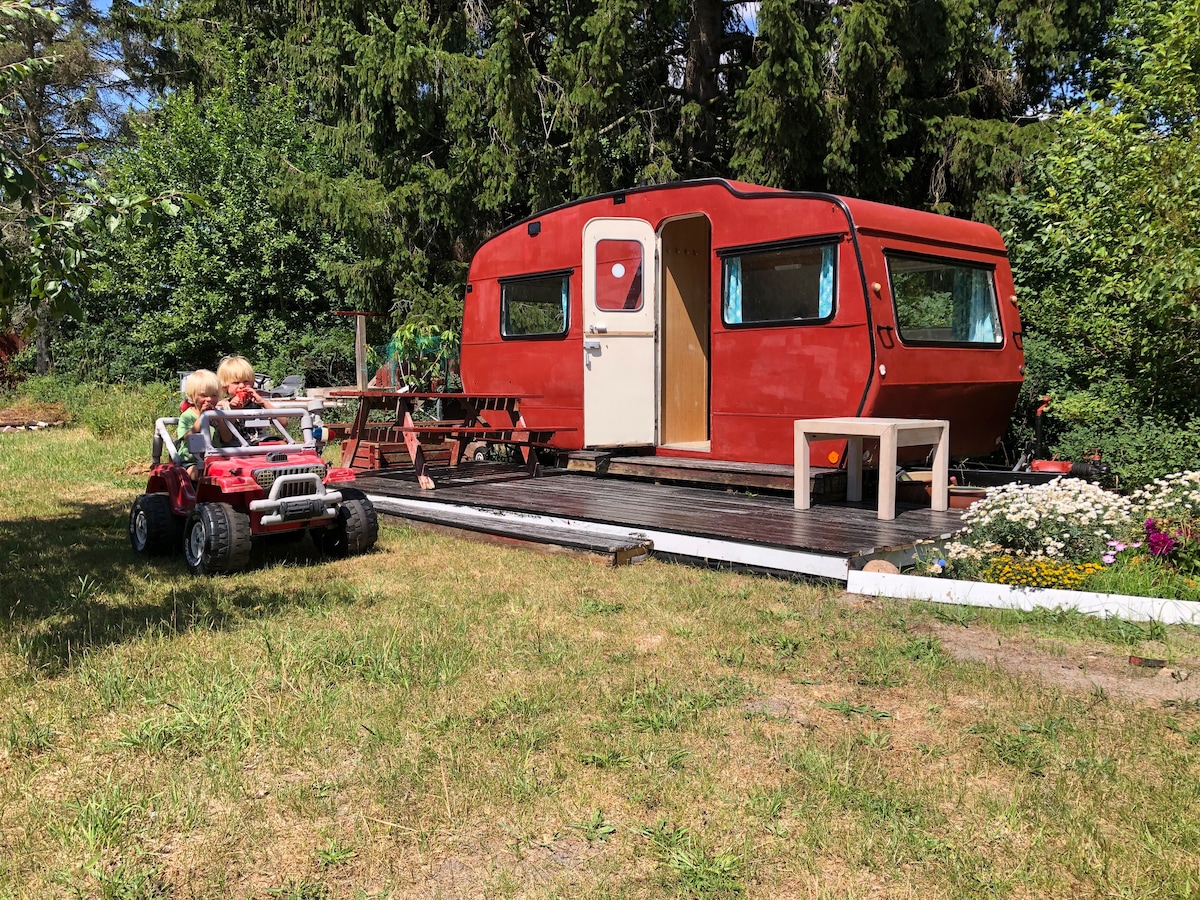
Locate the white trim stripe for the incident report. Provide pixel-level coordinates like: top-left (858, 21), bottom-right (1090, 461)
top-left (847, 570), bottom-right (1200, 625)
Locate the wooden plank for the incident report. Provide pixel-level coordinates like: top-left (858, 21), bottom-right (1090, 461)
top-left (610, 455), bottom-right (794, 476)
top-left (606, 458), bottom-right (793, 491)
top-left (378, 507), bottom-right (652, 566)
top-left (604, 455), bottom-right (846, 496)
top-left (566, 450), bottom-right (613, 474)
top-left (387, 426), bottom-right (570, 438)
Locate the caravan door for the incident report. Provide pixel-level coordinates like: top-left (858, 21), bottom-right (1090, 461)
top-left (582, 217), bottom-right (658, 446)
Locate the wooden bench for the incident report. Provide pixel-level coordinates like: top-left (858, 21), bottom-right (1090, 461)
top-left (795, 417), bottom-right (949, 520)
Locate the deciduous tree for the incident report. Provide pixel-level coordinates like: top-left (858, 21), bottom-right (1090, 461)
top-left (0, 0), bottom-right (181, 372)
top-left (997, 0), bottom-right (1200, 481)
top-left (61, 66), bottom-right (355, 384)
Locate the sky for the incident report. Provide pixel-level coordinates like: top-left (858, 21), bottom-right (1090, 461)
top-left (738, 2), bottom-right (760, 33)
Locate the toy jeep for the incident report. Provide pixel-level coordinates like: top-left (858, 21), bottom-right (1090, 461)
top-left (129, 402), bottom-right (378, 574)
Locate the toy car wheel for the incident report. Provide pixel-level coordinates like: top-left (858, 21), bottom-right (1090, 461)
top-left (129, 493), bottom-right (178, 556)
top-left (183, 502), bottom-right (252, 575)
top-left (313, 489), bottom-right (378, 557)
top-left (472, 446), bottom-right (488, 462)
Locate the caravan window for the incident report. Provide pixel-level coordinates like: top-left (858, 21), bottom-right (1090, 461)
top-left (887, 253), bottom-right (1001, 346)
top-left (501, 272), bottom-right (570, 338)
top-left (594, 239), bottom-right (644, 311)
top-left (721, 241), bottom-right (837, 326)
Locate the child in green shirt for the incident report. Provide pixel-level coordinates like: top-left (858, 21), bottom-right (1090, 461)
top-left (176, 369), bottom-right (221, 479)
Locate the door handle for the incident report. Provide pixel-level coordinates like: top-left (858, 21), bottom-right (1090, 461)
top-left (582, 339), bottom-right (601, 350)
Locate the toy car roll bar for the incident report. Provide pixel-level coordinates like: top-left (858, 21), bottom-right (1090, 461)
top-left (152, 402), bottom-right (326, 466)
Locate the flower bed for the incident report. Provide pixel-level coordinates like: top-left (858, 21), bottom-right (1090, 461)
top-left (905, 473), bottom-right (1200, 608)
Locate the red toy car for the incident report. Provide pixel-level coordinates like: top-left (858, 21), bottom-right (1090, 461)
top-left (129, 402), bottom-right (378, 574)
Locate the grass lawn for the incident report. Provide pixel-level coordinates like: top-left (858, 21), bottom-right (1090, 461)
top-left (2, 421), bottom-right (1199, 899)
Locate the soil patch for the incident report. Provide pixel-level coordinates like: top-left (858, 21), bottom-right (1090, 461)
top-left (0, 400), bottom-right (68, 429)
top-left (927, 622), bottom-right (1199, 706)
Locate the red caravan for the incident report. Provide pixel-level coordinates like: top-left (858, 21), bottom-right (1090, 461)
top-left (459, 179), bottom-right (1024, 467)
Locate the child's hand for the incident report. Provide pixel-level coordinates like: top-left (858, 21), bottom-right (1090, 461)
top-left (230, 385), bottom-right (257, 408)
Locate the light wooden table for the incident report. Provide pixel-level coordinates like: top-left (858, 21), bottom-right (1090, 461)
top-left (795, 417), bottom-right (950, 520)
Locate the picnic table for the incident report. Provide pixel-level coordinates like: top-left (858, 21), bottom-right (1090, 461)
top-left (328, 390), bottom-right (573, 488)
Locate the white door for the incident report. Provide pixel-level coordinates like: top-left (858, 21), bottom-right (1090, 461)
top-left (582, 218), bottom-right (658, 446)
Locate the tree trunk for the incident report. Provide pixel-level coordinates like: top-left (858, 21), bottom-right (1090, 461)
top-left (680, 0), bottom-right (724, 171)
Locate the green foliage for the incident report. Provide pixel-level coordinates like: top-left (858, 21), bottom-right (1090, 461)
top-left (803, 0), bottom-right (1116, 215)
top-left (388, 321), bottom-right (459, 391)
top-left (634, 820), bottom-right (744, 897)
top-left (2, 374), bottom-right (175, 436)
top-left (1085, 553), bottom-right (1200, 601)
top-left (108, 0), bottom-right (1117, 367)
top-left (0, 3), bottom-right (60, 194)
top-left (0, 1), bottom-right (189, 330)
top-left (565, 808), bottom-right (616, 843)
top-left (997, 0), bottom-right (1200, 482)
top-left (60, 63), bottom-right (356, 385)
top-left (6, 174), bottom-right (192, 325)
top-left (730, 0), bottom-right (824, 188)
top-left (1051, 415), bottom-right (1200, 490)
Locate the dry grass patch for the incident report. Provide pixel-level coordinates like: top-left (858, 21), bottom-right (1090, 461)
top-left (0, 398), bottom-right (68, 424)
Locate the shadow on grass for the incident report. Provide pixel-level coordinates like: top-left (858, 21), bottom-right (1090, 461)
top-left (0, 498), bottom-right (363, 675)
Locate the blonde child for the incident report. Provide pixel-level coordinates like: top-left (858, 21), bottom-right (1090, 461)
top-left (217, 355), bottom-right (276, 411)
top-left (176, 369), bottom-right (221, 479)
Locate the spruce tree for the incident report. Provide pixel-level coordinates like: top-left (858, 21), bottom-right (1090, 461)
top-left (730, 0), bottom-right (826, 189)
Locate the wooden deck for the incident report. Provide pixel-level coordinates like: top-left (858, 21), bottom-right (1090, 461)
top-left (354, 462), bottom-right (966, 579)
top-left (605, 453), bottom-right (838, 493)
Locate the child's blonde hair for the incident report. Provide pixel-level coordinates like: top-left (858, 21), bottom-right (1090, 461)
top-left (217, 355), bottom-right (256, 389)
top-left (183, 369), bottom-right (220, 403)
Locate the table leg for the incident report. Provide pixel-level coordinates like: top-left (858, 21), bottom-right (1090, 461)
top-left (794, 424), bottom-right (812, 510)
top-left (930, 424), bottom-right (950, 512)
top-left (339, 397), bottom-right (372, 469)
top-left (877, 425), bottom-right (898, 520)
top-left (846, 436), bottom-right (864, 503)
top-left (447, 404), bottom-right (479, 469)
top-left (513, 412), bottom-right (537, 474)
top-left (402, 408), bottom-right (436, 489)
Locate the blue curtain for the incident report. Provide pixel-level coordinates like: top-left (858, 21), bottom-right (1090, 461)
top-left (967, 269), bottom-right (998, 343)
top-left (724, 259), bottom-right (742, 324)
top-left (818, 246), bottom-right (835, 318)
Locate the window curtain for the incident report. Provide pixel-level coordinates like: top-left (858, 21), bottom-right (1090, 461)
top-left (966, 269), bottom-right (998, 343)
top-left (819, 246), bottom-right (835, 318)
top-left (724, 259), bottom-right (742, 324)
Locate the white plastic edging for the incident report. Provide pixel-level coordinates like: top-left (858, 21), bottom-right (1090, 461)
top-left (846, 570), bottom-right (1200, 625)
top-left (367, 494), bottom-right (851, 580)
